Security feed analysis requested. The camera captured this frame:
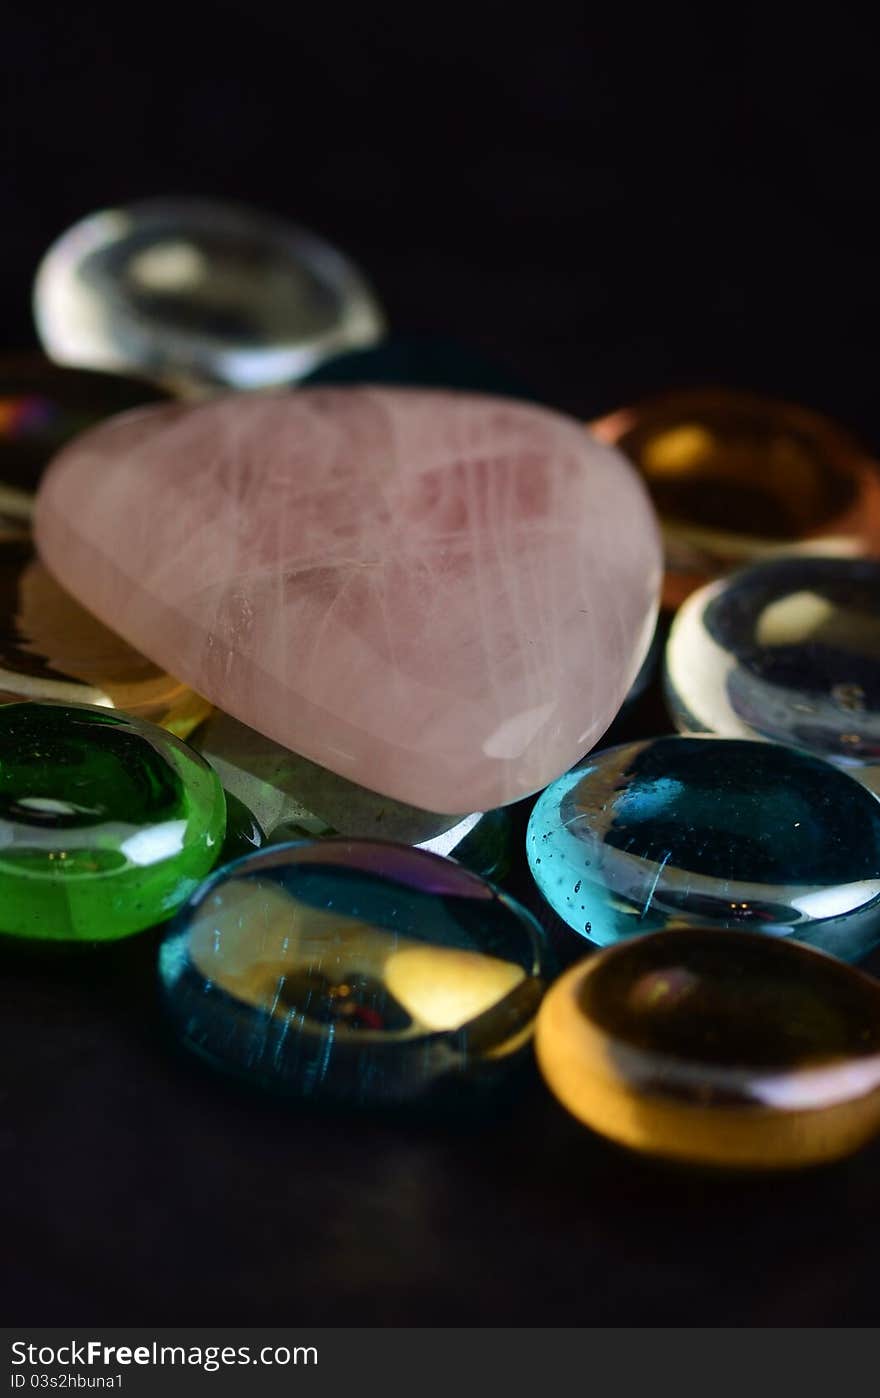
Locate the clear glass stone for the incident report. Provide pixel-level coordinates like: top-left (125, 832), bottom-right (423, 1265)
top-left (34, 199), bottom-right (385, 395)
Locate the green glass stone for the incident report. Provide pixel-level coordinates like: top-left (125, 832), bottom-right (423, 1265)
top-left (0, 701), bottom-right (225, 940)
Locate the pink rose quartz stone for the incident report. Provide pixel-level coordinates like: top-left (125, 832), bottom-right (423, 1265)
top-left (34, 388), bottom-right (661, 813)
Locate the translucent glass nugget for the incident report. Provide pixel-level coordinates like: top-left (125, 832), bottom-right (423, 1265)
top-left (536, 928), bottom-right (880, 1169)
top-left (0, 702), bottom-right (225, 940)
top-left (592, 387), bottom-right (880, 608)
top-left (159, 840), bottom-right (550, 1106)
top-left (34, 388), bottom-right (661, 812)
top-left (34, 199), bottom-right (385, 395)
top-left (527, 736), bottom-right (880, 962)
top-left (665, 557), bottom-right (880, 791)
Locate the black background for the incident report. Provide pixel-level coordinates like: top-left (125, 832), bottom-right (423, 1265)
top-left (3, 3), bottom-right (880, 1327)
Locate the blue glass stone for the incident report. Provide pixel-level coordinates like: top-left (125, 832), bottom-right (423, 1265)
top-left (301, 335), bottom-right (533, 399)
top-left (666, 557), bottom-right (880, 792)
top-left (527, 736), bottom-right (880, 962)
top-left (159, 840), bottom-right (550, 1106)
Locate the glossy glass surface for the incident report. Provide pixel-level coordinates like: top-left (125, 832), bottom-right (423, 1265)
top-left (0, 529), bottom-right (209, 737)
top-left (34, 199), bottom-right (385, 395)
top-left (0, 701), bottom-right (225, 940)
top-left (159, 840), bottom-right (550, 1106)
top-left (1, 354), bottom-right (165, 495)
top-left (592, 387), bottom-right (880, 607)
top-left (536, 927), bottom-right (880, 1168)
top-left (665, 557), bottom-right (880, 790)
top-left (527, 736), bottom-right (880, 961)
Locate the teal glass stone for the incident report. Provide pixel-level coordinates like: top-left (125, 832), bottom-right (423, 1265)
top-left (666, 557), bottom-right (880, 792)
top-left (0, 700), bottom-right (226, 940)
top-left (527, 736), bottom-right (880, 962)
top-left (159, 840), bottom-right (551, 1106)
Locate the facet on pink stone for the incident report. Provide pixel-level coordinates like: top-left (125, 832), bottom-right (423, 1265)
top-left (34, 389), bottom-right (661, 812)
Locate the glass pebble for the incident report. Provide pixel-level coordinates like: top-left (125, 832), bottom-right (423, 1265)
top-left (665, 556), bottom-right (880, 791)
top-left (159, 840), bottom-right (550, 1106)
top-left (536, 927), bottom-right (880, 1168)
top-left (0, 701), bottom-right (225, 940)
top-left (527, 735), bottom-right (880, 962)
top-left (592, 387), bottom-right (880, 608)
top-left (34, 199), bottom-right (385, 395)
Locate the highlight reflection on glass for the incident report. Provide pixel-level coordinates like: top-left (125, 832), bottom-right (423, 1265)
top-left (159, 840), bottom-right (550, 1106)
top-left (34, 200), bottom-right (386, 396)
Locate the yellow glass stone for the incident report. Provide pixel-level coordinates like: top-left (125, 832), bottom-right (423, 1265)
top-left (0, 528), bottom-right (209, 738)
top-left (591, 388), bottom-right (880, 609)
top-left (535, 928), bottom-right (880, 1170)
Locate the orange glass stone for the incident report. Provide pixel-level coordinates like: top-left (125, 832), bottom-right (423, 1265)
top-left (592, 388), bottom-right (880, 609)
top-left (536, 928), bottom-right (880, 1170)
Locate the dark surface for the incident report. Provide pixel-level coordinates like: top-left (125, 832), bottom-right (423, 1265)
top-left (3, 5), bottom-right (880, 1326)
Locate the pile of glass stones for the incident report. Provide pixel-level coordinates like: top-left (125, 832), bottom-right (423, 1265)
top-left (1, 196), bottom-right (879, 1170)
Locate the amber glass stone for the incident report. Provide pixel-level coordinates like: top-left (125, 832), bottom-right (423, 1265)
top-left (592, 388), bottom-right (880, 608)
top-left (536, 928), bottom-right (880, 1169)
top-left (0, 529), bottom-right (209, 738)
